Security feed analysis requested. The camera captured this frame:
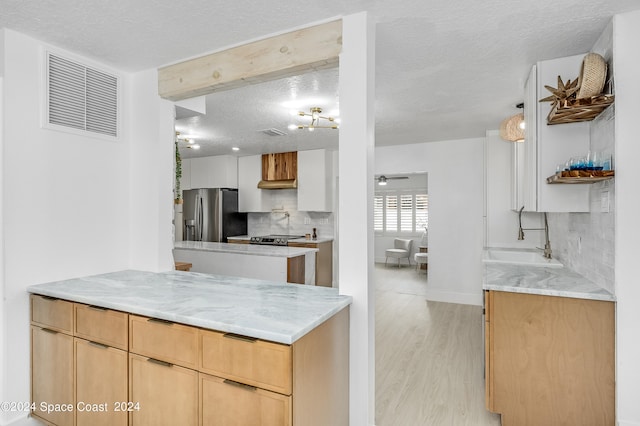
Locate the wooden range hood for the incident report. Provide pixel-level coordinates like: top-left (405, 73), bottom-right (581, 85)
top-left (258, 151), bottom-right (298, 189)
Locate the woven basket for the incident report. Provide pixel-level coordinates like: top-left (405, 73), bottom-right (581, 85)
top-left (577, 53), bottom-right (607, 99)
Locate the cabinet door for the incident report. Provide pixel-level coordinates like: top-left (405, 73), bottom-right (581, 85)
top-left (491, 291), bottom-right (614, 426)
top-left (200, 373), bottom-right (291, 426)
top-left (191, 156), bottom-right (238, 189)
top-left (238, 155), bottom-right (272, 212)
top-left (129, 353), bottom-right (198, 426)
top-left (31, 326), bottom-right (74, 426)
top-left (75, 339), bottom-right (128, 426)
top-left (297, 149), bottom-right (332, 212)
top-left (484, 291), bottom-right (493, 411)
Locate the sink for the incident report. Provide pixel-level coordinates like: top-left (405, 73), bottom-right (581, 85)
top-left (483, 249), bottom-right (563, 268)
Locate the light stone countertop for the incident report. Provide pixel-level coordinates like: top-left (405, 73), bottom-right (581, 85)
top-left (174, 241), bottom-right (317, 258)
top-left (483, 260), bottom-right (615, 302)
top-left (27, 270), bottom-right (352, 344)
top-left (227, 235), bottom-right (334, 244)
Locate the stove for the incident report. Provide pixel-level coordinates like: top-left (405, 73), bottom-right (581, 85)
top-left (249, 234), bottom-right (305, 246)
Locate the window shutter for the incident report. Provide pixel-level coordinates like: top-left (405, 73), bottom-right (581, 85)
top-left (386, 196), bottom-right (398, 232)
top-left (47, 53), bottom-right (118, 137)
top-left (374, 196), bottom-right (384, 231)
top-left (416, 194), bottom-right (429, 229)
top-left (400, 194), bottom-right (413, 232)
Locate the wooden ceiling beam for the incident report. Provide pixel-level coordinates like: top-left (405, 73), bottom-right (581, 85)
top-left (158, 19), bottom-right (342, 101)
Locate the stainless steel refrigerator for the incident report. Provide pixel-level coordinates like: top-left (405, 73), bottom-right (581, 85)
top-left (182, 188), bottom-right (247, 242)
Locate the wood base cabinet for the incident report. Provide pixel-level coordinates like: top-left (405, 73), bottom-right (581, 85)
top-left (75, 339), bottom-right (128, 426)
top-left (288, 241), bottom-right (333, 287)
top-left (31, 325), bottom-right (74, 426)
top-left (32, 294), bottom-right (349, 426)
top-left (129, 354), bottom-right (198, 426)
top-left (485, 290), bottom-right (615, 426)
top-left (200, 374), bottom-right (291, 426)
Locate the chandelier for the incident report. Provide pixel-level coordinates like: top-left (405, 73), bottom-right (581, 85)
top-left (294, 107), bottom-right (338, 131)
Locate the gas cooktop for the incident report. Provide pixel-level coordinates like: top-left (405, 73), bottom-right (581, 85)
top-left (249, 235), bottom-right (305, 246)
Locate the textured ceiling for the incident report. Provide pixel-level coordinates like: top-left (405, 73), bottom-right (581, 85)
top-left (2, 0), bottom-right (639, 157)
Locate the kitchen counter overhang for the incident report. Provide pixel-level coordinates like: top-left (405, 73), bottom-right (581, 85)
top-left (27, 270), bottom-right (352, 344)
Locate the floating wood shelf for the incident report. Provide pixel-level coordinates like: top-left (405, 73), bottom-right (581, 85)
top-left (546, 94), bottom-right (615, 125)
top-left (547, 170), bottom-right (614, 184)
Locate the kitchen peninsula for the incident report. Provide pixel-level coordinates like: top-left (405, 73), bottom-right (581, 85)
top-left (173, 241), bottom-right (317, 284)
top-left (28, 270), bottom-right (351, 426)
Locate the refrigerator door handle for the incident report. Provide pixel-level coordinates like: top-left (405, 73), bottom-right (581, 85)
top-left (198, 195), bottom-right (204, 241)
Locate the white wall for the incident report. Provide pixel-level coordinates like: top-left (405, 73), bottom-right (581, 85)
top-left (613, 10), bottom-right (640, 426)
top-left (128, 68), bottom-right (175, 272)
top-left (0, 30), bottom-right (174, 425)
top-left (338, 12), bottom-right (376, 426)
top-left (484, 130), bottom-right (543, 249)
top-left (376, 138), bottom-right (485, 305)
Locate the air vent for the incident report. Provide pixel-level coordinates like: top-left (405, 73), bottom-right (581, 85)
top-left (46, 53), bottom-right (119, 138)
top-left (259, 128), bottom-right (287, 137)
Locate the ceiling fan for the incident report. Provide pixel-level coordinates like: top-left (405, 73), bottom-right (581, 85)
top-left (376, 175), bottom-right (409, 186)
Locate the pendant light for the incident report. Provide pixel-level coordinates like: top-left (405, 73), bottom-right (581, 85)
top-left (499, 103), bottom-right (525, 142)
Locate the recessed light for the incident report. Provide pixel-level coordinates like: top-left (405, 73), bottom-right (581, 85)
top-left (232, 147), bottom-right (240, 151)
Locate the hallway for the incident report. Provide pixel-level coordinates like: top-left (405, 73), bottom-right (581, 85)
top-left (375, 263), bottom-right (501, 425)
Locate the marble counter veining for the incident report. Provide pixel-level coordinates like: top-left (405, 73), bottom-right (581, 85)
top-left (174, 241), bottom-right (317, 258)
top-left (28, 270), bottom-right (351, 344)
top-left (484, 263), bottom-right (615, 302)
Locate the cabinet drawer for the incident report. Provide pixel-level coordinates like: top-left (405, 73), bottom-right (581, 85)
top-left (31, 294), bottom-right (73, 333)
top-left (75, 304), bottom-right (128, 350)
top-left (129, 315), bottom-right (198, 369)
top-left (200, 373), bottom-right (291, 426)
top-left (200, 329), bottom-right (292, 395)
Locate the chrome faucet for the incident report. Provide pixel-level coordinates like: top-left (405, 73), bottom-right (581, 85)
top-left (518, 206), bottom-right (552, 259)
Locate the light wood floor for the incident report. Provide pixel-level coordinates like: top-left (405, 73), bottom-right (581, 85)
top-left (375, 263), bottom-right (501, 426)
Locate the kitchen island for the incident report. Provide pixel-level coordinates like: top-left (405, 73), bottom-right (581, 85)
top-left (28, 270), bottom-right (351, 426)
top-left (482, 252), bottom-right (615, 426)
top-left (227, 236), bottom-right (335, 287)
top-left (173, 241), bottom-right (317, 285)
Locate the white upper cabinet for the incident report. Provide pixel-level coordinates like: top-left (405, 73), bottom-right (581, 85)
top-left (518, 54), bottom-right (590, 213)
top-left (189, 155), bottom-right (238, 189)
top-left (237, 155), bottom-right (272, 212)
top-left (297, 149), bottom-right (333, 212)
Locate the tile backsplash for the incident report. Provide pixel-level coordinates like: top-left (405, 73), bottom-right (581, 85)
top-left (546, 106), bottom-right (615, 294)
top-left (247, 189), bottom-right (335, 238)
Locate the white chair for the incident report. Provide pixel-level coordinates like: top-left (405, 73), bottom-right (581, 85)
top-left (414, 252), bottom-right (428, 272)
top-left (385, 239), bottom-right (413, 268)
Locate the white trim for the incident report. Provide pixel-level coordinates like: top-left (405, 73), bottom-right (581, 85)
top-left (424, 288), bottom-right (482, 306)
